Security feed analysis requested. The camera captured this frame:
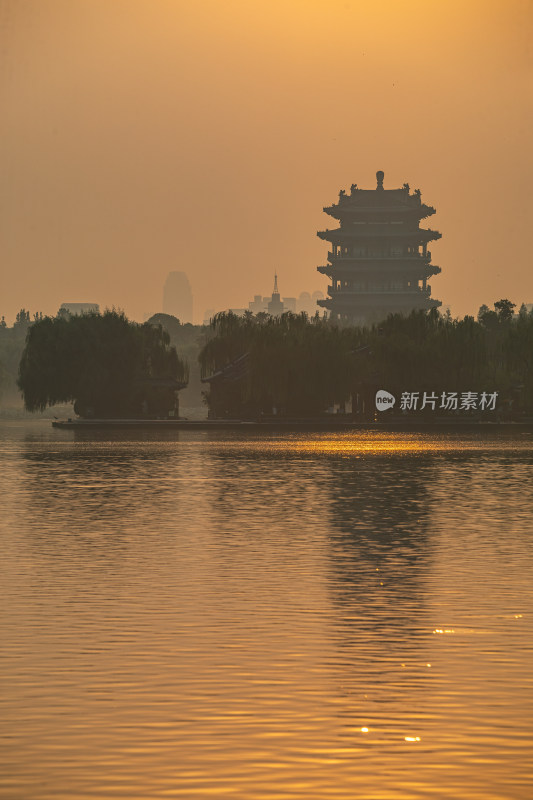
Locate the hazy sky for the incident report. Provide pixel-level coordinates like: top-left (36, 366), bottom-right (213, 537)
top-left (1, 0), bottom-right (532, 323)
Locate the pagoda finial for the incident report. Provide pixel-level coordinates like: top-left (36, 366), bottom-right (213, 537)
top-left (273, 273), bottom-right (279, 294)
top-left (376, 170), bottom-right (384, 190)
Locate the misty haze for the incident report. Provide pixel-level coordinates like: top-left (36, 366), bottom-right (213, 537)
top-left (1, 3), bottom-right (533, 800)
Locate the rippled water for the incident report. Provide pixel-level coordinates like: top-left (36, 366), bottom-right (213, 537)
top-left (1, 420), bottom-right (532, 799)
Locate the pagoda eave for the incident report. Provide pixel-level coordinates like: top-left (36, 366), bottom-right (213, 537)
top-left (319, 264), bottom-right (441, 280)
top-left (326, 253), bottom-right (435, 264)
top-left (317, 229), bottom-right (441, 243)
top-left (323, 203), bottom-right (436, 221)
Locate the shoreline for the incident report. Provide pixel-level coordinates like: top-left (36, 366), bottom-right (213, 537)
top-left (51, 418), bottom-right (533, 432)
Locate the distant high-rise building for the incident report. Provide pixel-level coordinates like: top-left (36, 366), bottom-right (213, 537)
top-left (295, 291), bottom-right (324, 316)
top-left (163, 272), bottom-right (193, 323)
top-left (248, 295), bottom-right (265, 314)
top-left (298, 291), bottom-right (311, 309)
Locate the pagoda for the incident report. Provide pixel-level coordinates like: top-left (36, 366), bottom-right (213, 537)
top-left (317, 171), bottom-right (442, 324)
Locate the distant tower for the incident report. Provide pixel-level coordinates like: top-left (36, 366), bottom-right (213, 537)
top-left (162, 272), bottom-right (193, 323)
top-left (317, 171), bottom-right (442, 324)
top-left (268, 274), bottom-right (284, 316)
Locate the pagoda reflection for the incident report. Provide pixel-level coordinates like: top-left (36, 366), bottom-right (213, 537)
top-left (324, 453), bottom-right (435, 639)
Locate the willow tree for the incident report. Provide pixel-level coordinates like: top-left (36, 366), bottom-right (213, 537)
top-left (18, 311), bottom-right (189, 418)
top-left (200, 311), bottom-right (358, 417)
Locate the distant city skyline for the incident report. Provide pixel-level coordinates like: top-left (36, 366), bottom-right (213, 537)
top-left (203, 276), bottom-right (325, 324)
top-left (58, 302), bottom-right (100, 317)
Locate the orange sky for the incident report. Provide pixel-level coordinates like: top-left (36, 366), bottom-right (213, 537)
top-left (1, 0), bottom-right (532, 323)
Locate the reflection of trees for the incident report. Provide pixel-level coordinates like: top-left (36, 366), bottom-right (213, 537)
top-left (201, 442), bottom-right (330, 547)
top-left (18, 433), bottom-right (180, 564)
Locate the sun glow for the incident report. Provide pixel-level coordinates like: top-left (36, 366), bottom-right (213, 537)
top-left (260, 435), bottom-right (438, 457)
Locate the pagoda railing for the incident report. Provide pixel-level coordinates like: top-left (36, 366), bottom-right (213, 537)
top-left (328, 285), bottom-right (432, 296)
top-left (320, 263), bottom-right (441, 278)
top-left (328, 250), bottom-right (431, 262)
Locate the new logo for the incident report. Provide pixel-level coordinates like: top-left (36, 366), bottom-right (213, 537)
top-left (375, 390), bottom-right (396, 411)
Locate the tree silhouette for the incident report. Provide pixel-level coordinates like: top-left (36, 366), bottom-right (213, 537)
top-left (18, 311), bottom-right (188, 417)
top-left (199, 302), bottom-right (533, 419)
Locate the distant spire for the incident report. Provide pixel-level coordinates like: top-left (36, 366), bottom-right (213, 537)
top-left (273, 273), bottom-right (279, 294)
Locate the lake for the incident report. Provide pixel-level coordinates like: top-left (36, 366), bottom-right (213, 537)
top-left (1, 420), bottom-right (532, 799)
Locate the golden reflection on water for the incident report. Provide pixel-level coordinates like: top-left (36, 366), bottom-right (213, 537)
top-left (200, 430), bottom-right (533, 457)
top-left (1, 422), bottom-right (533, 799)
top-left (275, 435), bottom-right (434, 455)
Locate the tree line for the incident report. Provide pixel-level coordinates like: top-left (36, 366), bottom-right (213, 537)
top-left (199, 301), bottom-right (533, 419)
top-left (5, 300), bottom-right (533, 419)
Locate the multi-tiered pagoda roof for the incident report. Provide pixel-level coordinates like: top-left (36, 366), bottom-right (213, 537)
top-left (317, 171), bottom-right (442, 324)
